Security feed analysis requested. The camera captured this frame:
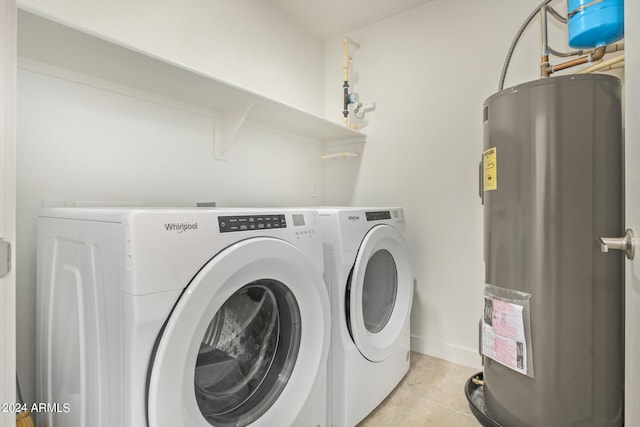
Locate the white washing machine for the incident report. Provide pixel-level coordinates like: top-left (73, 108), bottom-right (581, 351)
top-left (317, 207), bottom-right (413, 427)
top-left (36, 208), bottom-right (330, 427)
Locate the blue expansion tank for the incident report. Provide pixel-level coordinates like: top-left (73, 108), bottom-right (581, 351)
top-left (567, 0), bottom-right (624, 48)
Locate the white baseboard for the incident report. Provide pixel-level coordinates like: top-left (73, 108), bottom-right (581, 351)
top-left (410, 335), bottom-right (482, 370)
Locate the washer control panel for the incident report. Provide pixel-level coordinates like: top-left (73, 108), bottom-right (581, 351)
top-left (218, 214), bottom-right (286, 233)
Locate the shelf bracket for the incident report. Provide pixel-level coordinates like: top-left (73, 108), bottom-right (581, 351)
top-left (214, 103), bottom-right (253, 160)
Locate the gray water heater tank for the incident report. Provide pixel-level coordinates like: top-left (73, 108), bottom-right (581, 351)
top-left (481, 74), bottom-right (623, 426)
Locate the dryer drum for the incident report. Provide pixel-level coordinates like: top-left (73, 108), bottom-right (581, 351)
top-left (194, 280), bottom-right (301, 427)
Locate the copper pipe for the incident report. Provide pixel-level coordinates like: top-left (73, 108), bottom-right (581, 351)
top-left (542, 46), bottom-right (606, 77)
top-left (547, 56), bottom-right (589, 74)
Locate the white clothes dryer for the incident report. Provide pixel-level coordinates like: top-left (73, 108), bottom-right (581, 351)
top-left (317, 207), bottom-right (413, 427)
top-left (36, 208), bottom-right (330, 427)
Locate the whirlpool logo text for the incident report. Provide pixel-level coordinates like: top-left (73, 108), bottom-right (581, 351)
top-left (164, 222), bottom-right (199, 233)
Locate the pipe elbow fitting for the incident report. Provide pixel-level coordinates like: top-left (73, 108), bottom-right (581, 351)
top-left (590, 46), bottom-right (606, 63)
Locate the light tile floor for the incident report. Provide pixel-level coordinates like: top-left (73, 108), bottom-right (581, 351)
top-left (358, 352), bottom-right (483, 427)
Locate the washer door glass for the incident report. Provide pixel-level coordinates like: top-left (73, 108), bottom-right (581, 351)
top-left (195, 280), bottom-right (300, 426)
top-left (147, 237), bottom-right (329, 427)
top-left (362, 249), bottom-right (398, 334)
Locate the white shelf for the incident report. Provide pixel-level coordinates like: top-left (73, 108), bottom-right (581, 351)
top-left (17, 10), bottom-right (366, 158)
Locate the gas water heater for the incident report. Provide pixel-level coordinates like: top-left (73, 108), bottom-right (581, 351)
top-left (480, 74), bottom-right (623, 426)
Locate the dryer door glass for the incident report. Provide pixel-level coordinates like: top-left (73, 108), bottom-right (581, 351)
top-left (194, 280), bottom-right (301, 427)
top-left (347, 224), bottom-right (413, 362)
top-left (362, 249), bottom-right (397, 333)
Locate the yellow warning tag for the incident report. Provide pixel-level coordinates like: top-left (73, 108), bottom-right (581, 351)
top-left (483, 147), bottom-right (497, 191)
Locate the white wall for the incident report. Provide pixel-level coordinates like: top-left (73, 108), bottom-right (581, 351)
top-left (16, 0), bottom-right (327, 406)
top-left (17, 0), bottom-right (325, 114)
top-left (323, 0), bottom-right (579, 367)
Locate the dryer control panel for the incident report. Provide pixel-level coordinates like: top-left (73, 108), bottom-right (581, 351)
top-left (218, 214), bottom-right (286, 233)
top-left (365, 211), bottom-right (392, 221)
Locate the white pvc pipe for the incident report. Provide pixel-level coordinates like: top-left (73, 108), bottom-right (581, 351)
top-left (576, 54), bottom-right (625, 74)
top-left (320, 152), bottom-right (359, 160)
top-left (343, 37), bottom-right (349, 126)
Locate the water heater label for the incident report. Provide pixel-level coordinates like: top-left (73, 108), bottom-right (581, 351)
top-left (483, 147), bottom-right (497, 191)
top-left (483, 297), bottom-right (527, 374)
